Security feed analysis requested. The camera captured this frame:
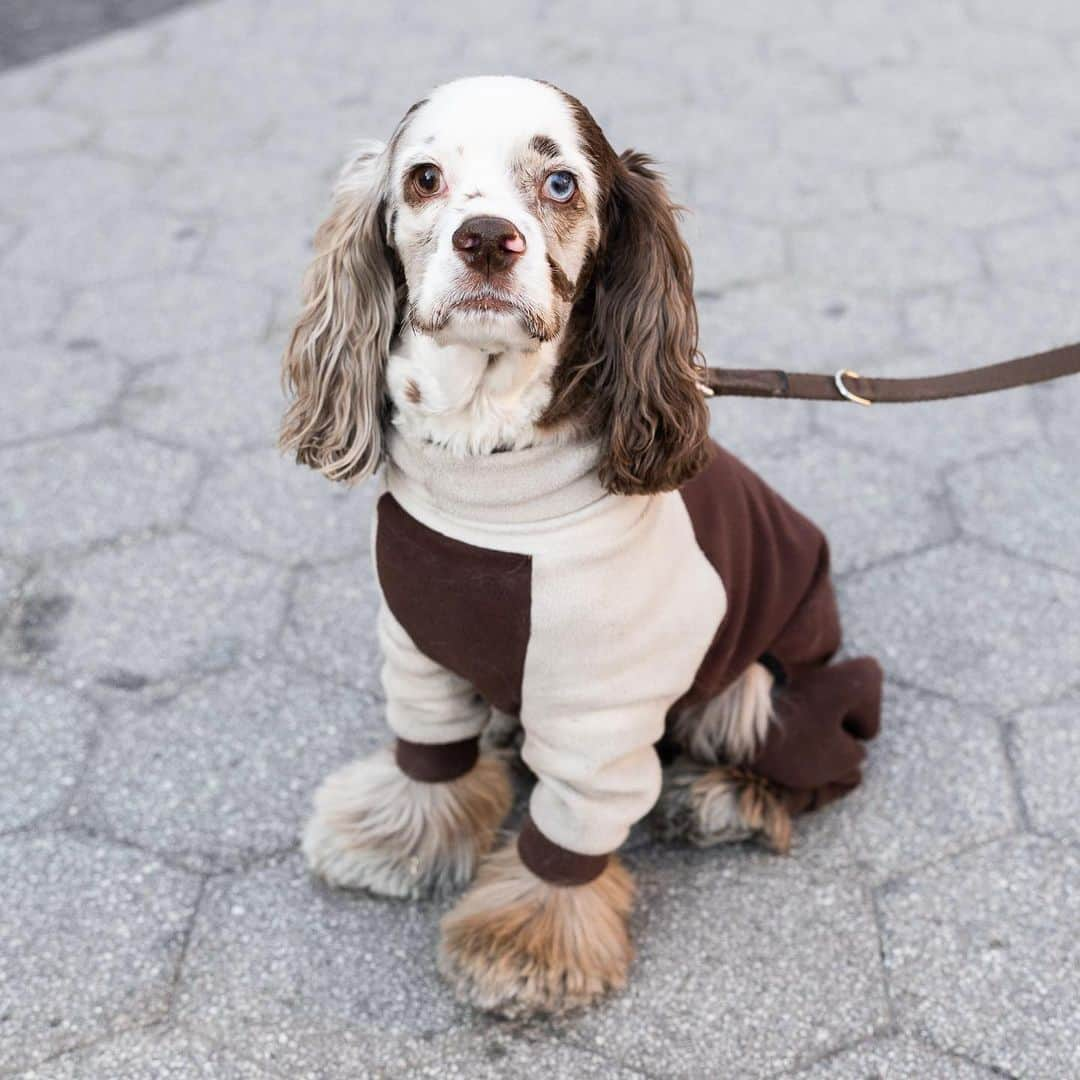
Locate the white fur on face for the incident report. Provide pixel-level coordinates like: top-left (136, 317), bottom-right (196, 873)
top-left (382, 76), bottom-right (604, 456)
top-left (389, 76), bottom-right (599, 353)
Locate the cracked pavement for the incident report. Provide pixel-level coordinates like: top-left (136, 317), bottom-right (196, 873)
top-left (2, 1), bottom-right (1079, 1077)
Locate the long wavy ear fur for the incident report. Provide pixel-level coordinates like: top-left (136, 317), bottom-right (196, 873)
top-left (549, 150), bottom-right (710, 495)
top-left (280, 141), bottom-right (398, 483)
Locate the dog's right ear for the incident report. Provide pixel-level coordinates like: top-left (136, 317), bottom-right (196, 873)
top-left (280, 141), bottom-right (398, 483)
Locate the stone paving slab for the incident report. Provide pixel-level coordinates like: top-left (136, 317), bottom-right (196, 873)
top-left (5, 207), bottom-right (208, 287)
top-left (0, 343), bottom-right (127, 443)
top-left (949, 446), bottom-right (1080, 575)
top-left (791, 1035), bottom-right (996, 1079)
top-left (176, 856), bottom-right (462, 1078)
top-left (0, 674), bottom-right (96, 832)
top-left (0, 152), bottom-right (150, 220)
top-left (564, 847), bottom-right (889, 1079)
top-left (0, 558), bottom-right (19, 611)
top-left (82, 661), bottom-right (383, 872)
top-left (0, 428), bottom-right (201, 557)
top-left (879, 837), bottom-right (1080, 1078)
top-left (18, 1027), bottom-right (276, 1080)
top-left (0, 0), bottom-right (196, 70)
top-left (189, 449), bottom-right (373, 566)
top-left (279, 557), bottom-right (384, 693)
top-left (61, 274), bottom-right (274, 360)
top-left (751, 439), bottom-right (954, 576)
top-left (1, 533), bottom-right (289, 687)
top-left (1009, 698), bottom-right (1080, 844)
top-left (118, 344), bottom-right (284, 454)
top-left (2, 0), bottom-right (1080, 1077)
top-left (834, 685), bottom-right (1019, 884)
top-left (0, 277), bottom-right (66, 345)
top-left (0, 833), bottom-right (201, 1074)
top-left (842, 542), bottom-right (1080, 712)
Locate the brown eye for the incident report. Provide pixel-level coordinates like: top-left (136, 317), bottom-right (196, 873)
top-left (410, 164), bottom-right (444, 198)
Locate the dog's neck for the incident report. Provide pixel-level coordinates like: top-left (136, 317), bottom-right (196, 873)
top-left (386, 327), bottom-right (565, 457)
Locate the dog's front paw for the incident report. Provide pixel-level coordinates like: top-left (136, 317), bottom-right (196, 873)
top-left (438, 842), bottom-right (634, 1018)
top-left (303, 746), bottom-right (511, 900)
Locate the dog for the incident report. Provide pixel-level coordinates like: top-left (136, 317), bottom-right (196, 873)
top-left (281, 75), bottom-right (883, 1018)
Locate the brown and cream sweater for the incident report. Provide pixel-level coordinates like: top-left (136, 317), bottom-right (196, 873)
top-left (372, 431), bottom-right (844, 873)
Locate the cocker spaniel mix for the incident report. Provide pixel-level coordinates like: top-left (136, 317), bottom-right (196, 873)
top-left (281, 76), bottom-right (882, 1017)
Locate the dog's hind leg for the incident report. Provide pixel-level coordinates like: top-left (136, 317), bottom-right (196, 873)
top-left (653, 656), bottom-right (885, 852)
top-left (652, 662), bottom-right (794, 851)
top-left (668, 660), bottom-right (775, 765)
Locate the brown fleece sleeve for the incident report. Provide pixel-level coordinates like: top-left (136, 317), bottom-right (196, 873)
top-left (395, 735), bottom-right (480, 782)
top-left (516, 813), bottom-right (609, 886)
top-left (750, 657), bottom-right (883, 810)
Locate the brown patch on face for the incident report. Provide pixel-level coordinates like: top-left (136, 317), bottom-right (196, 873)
top-left (517, 171), bottom-right (587, 252)
top-left (547, 254), bottom-right (576, 303)
top-left (403, 378), bottom-right (422, 405)
top-left (545, 195), bottom-right (588, 247)
top-left (519, 304), bottom-right (563, 344)
top-left (529, 134), bottom-right (562, 160)
top-left (552, 86), bottom-right (618, 206)
top-left (514, 125), bottom-right (587, 242)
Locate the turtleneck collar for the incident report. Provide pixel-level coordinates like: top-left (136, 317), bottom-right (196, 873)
top-left (384, 430), bottom-right (609, 525)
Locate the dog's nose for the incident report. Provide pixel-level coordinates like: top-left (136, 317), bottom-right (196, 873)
top-left (452, 215), bottom-right (526, 275)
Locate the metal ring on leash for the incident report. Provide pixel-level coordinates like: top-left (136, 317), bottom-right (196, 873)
top-left (834, 369), bottom-right (872, 406)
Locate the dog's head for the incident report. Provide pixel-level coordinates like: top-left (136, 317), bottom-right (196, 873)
top-left (281, 75), bottom-right (709, 494)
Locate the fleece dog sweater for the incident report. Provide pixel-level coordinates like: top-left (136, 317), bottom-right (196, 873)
top-left (373, 432), bottom-right (867, 881)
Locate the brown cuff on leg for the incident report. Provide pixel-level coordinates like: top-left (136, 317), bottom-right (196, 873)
top-left (516, 813), bottom-right (609, 886)
top-left (395, 735), bottom-right (480, 783)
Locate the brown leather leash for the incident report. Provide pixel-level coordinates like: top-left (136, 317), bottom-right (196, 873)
top-left (701, 340), bottom-right (1080, 406)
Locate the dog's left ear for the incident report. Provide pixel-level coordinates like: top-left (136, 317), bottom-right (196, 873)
top-left (557, 151), bottom-right (711, 495)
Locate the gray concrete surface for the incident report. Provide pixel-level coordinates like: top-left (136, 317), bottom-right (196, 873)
top-left (0, 0), bottom-right (201, 71)
top-left (2, 1), bottom-right (1079, 1077)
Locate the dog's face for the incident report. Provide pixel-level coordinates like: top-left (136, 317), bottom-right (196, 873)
top-left (388, 78), bottom-right (601, 353)
top-left (281, 76), bottom-right (711, 495)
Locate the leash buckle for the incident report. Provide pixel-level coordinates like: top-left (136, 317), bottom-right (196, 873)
top-left (694, 355), bottom-right (715, 397)
top-left (834, 369), bottom-right (872, 406)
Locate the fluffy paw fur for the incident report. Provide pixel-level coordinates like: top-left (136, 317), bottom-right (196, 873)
top-left (651, 759), bottom-right (793, 854)
top-left (302, 746), bottom-right (512, 899)
top-left (438, 843), bottom-right (635, 1018)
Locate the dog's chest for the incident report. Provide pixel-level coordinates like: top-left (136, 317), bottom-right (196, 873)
top-left (373, 485), bottom-right (727, 722)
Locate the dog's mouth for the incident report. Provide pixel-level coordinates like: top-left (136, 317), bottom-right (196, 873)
top-left (451, 289), bottom-right (520, 316)
top-left (455, 295), bottom-right (518, 313)
top-left (410, 286), bottom-right (561, 345)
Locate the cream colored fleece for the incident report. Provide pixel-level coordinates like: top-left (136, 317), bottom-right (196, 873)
top-left (374, 431), bottom-right (726, 857)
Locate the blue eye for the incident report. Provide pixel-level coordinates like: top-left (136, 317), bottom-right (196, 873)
top-left (542, 170), bottom-right (577, 203)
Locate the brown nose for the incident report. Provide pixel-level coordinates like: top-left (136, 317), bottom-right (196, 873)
top-left (451, 215), bottom-right (526, 275)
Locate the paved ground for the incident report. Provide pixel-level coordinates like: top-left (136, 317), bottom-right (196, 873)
top-left (2, 1), bottom-right (1079, 1077)
top-left (0, 0), bottom-right (200, 71)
